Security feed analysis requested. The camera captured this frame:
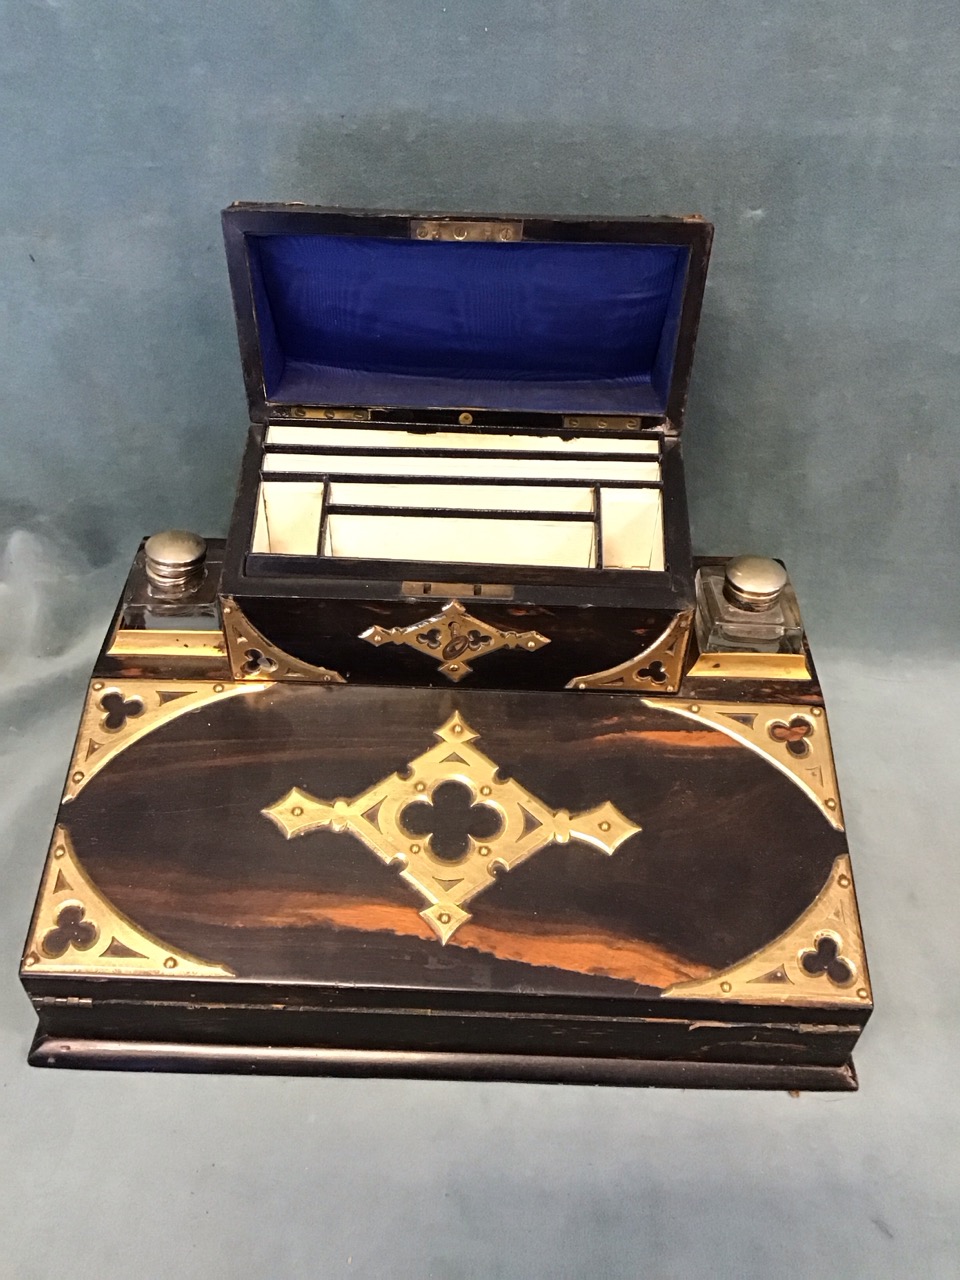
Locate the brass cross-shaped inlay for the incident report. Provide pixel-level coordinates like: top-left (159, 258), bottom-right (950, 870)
top-left (261, 711), bottom-right (640, 943)
top-left (360, 601), bottom-right (550, 682)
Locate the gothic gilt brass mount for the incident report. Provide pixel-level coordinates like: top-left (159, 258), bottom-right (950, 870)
top-left (664, 855), bottom-right (870, 1007)
top-left (648, 698), bottom-right (844, 830)
top-left (221, 597), bottom-right (346, 683)
top-left (262, 711), bottom-right (640, 943)
top-left (62, 678), bottom-right (266, 803)
top-left (23, 826), bottom-right (231, 978)
top-left (360, 601), bottom-right (550, 683)
top-left (567, 610), bottom-right (691, 693)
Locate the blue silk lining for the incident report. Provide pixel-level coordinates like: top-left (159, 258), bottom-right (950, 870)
top-left (248, 234), bottom-right (689, 413)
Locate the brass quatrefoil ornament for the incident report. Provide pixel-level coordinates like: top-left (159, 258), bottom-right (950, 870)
top-left (262, 712), bottom-right (640, 942)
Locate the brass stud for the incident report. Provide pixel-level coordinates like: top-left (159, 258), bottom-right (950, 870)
top-left (54, 846), bottom-right (65, 859)
top-left (720, 981), bottom-right (732, 993)
top-left (526, 640), bottom-right (536, 649)
top-left (812, 707), bottom-right (823, 717)
top-left (498, 227), bottom-right (513, 241)
top-left (569, 418), bottom-right (580, 427)
top-left (71, 771), bottom-right (84, 784)
top-left (213, 683), bottom-right (224, 693)
top-left (599, 821), bottom-right (611, 832)
top-left (291, 806), bottom-right (303, 818)
top-left (24, 955), bottom-right (37, 967)
top-left (459, 411), bottom-right (473, 425)
top-left (93, 681), bottom-right (104, 691)
top-left (416, 225), bottom-right (430, 239)
top-left (838, 874), bottom-right (851, 888)
top-left (478, 846), bottom-right (490, 857)
top-left (410, 844), bottom-right (421, 855)
top-left (689, 704), bottom-right (700, 714)
top-left (826, 798), bottom-right (837, 811)
top-left (415, 782), bottom-right (426, 793)
top-left (452, 723), bottom-right (463, 735)
top-left (439, 912), bottom-right (451, 924)
top-left (223, 605), bottom-right (233, 615)
top-left (577, 682), bottom-right (587, 691)
top-left (163, 957), bottom-right (177, 970)
top-left (480, 785), bottom-right (492, 796)
top-left (857, 988), bottom-right (869, 1000)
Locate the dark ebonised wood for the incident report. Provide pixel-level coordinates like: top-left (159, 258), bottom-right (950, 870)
top-left (22, 681), bottom-right (870, 1085)
top-left (28, 1035), bottom-right (858, 1091)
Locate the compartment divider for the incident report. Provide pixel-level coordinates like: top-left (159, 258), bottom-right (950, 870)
top-left (323, 504), bottom-right (597, 522)
top-left (264, 443), bottom-right (661, 462)
top-left (593, 484), bottom-right (604, 571)
top-left (260, 471), bottom-right (663, 491)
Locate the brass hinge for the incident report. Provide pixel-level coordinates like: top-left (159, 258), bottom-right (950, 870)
top-left (563, 414), bottom-right (645, 431)
top-left (411, 218), bottom-right (523, 243)
top-left (36, 996), bottom-right (94, 1008)
top-left (285, 406), bottom-right (372, 421)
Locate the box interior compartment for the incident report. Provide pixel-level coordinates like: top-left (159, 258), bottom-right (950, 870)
top-left (251, 423), bottom-right (665, 572)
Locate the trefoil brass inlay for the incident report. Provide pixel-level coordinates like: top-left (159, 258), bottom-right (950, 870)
top-left (644, 698), bottom-right (844, 829)
top-left (63, 678), bottom-right (267, 802)
top-left (221, 597), bottom-right (346, 684)
top-left (262, 711), bottom-right (640, 943)
top-left (360, 601), bottom-right (549, 683)
top-left (22, 826), bottom-right (232, 978)
top-left (568, 611), bottom-right (691, 693)
top-left (663, 855), bottom-right (869, 1007)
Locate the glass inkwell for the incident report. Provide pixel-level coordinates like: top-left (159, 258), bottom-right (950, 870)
top-left (695, 555), bottom-right (804, 654)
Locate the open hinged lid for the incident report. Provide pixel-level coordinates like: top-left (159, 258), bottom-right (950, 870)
top-left (222, 205), bottom-right (713, 428)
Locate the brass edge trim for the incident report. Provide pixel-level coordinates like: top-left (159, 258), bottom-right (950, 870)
top-left (221, 598), bottom-right (347, 684)
top-left (663, 855), bottom-right (870, 1007)
top-left (63, 678), bottom-right (267, 802)
top-left (262, 710), bottom-right (640, 943)
top-left (687, 650), bottom-right (812, 681)
top-left (360, 600), bottom-right (549, 683)
top-left (22, 825), bottom-right (233, 978)
top-left (567, 611), bottom-right (692, 693)
top-left (107, 629), bottom-right (227, 660)
top-left (642, 698), bottom-right (844, 830)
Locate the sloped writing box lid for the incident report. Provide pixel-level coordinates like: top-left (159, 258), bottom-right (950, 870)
top-left (222, 205), bottom-right (712, 426)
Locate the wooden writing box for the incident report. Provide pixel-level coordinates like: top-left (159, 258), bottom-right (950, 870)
top-left (19, 208), bottom-right (872, 1089)
top-left (219, 207), bottom-right (711, 691)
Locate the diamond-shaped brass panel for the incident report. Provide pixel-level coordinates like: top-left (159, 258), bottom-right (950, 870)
top-left (262, 711), bottom-right (640, 942)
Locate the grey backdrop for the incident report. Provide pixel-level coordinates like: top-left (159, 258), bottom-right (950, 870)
top-left (1, 3), bottom-right (958, 1277)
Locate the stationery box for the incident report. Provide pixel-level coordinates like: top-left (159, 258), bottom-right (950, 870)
top-left (218, 208), bottom-right (711, 691)
top-left (19, 207), bottom-right (872, 1089)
